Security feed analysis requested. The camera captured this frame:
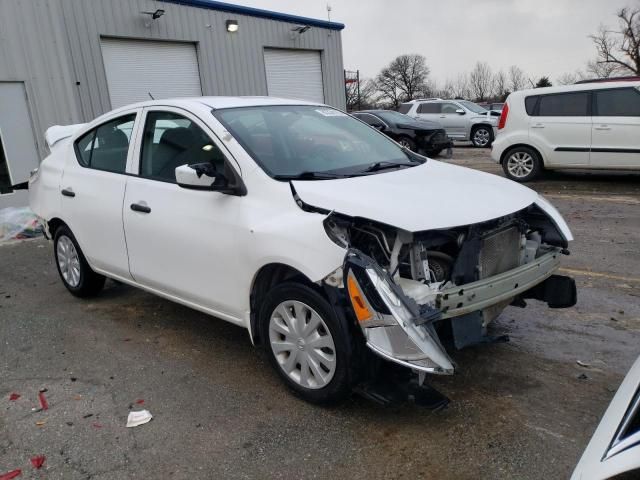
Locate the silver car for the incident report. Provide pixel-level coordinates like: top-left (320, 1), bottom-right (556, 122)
top-left (399, 99), bottom-right (498, 148)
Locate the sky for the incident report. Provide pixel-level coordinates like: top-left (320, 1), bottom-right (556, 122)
top-left (230, 0), bottom-right (633, 85)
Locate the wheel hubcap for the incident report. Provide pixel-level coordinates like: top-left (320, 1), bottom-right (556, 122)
top-left (268, 300), bottom-right (336, 389)
top-left (473, 128), bottom-right (490, 146)
top-left (56, 235), bottom-right (81, 287)
top-left (507, 152), bottom-right (534, 178)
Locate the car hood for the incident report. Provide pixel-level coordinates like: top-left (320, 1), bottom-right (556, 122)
top-left (292, 160), bottom-right (540, 232)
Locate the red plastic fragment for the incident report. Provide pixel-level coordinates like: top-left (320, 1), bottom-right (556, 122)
top-left (38, 391), bottom-right (48, 411)
top-left (0, 469), bottom-right (22, 480)
top-left (92, 423), bottom-right (103, 429)
top-left (135, 399), bottom-right (144, 405)
top-left (30, 456), bottom-right (46, 469)
top-left (9, 393), bottom-right (20, 401)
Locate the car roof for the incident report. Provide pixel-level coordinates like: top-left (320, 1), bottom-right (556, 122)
top-left (107, 96), bottom-right (324, 116)
top-left (510, 81), bottom-right (640, 98)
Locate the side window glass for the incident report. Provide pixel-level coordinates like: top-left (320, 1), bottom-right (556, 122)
top-left (525, 96), bottom-right (539, 116)
top-left (140, 111), bottom-right (226, 183)
top-left (441, 103), bottom-right (459, 114)
top-left (397, 104), bottom-right (411, 114)
top-left (359, 114), bottom-right (383, 127)
top-left (538, 92), bottom-right (589, 116)
top-left (74, 114), bottom-right (136, 173)
top-left (418, 103), bottom-right (440, 114)
top-left (595, 88), bottom-right (640, 116)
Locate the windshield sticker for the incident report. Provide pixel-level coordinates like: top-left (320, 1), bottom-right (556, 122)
top-left (315, 108), bottom-right (347, 117)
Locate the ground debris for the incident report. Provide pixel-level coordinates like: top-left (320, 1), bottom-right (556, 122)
top-left (126, 409), bottom-right (153, 428)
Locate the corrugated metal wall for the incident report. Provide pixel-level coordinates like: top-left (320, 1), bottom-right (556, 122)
top-left (0, 0), bottom-right (346, 161)
top-left (59, 0), bottom-right (346, 119)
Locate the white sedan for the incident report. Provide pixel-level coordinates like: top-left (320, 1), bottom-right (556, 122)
top-left (30, 97), bottom-right (577, 404)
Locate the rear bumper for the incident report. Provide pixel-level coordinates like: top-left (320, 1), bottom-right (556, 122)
top-left (343, 248), bottom-right (575, 375)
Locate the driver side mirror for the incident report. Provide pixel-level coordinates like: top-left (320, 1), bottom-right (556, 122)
top-left (455, 109), bottom-right (466, 115)
top-left (175, 163), bottom-right (246, 195)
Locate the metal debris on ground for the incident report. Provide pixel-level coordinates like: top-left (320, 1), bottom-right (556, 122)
top-left (126, 409), bottom-right (153, 427)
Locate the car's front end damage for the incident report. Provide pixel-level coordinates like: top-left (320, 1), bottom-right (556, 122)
top-left (321, 201), bottom-right (577, 382)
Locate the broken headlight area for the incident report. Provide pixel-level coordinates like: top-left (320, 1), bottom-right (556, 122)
top-left (324, 204), bottom-right (577, 374)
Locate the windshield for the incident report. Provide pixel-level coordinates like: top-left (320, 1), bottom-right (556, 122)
top-left (375, 111), bottom-right (415, 124)
top-left (213, 105), bottom-right (421, 179)
top-left (458, 100), bottom-right (488, 114)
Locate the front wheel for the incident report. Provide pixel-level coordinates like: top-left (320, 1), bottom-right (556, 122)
top-left (471, 126), bottom-right (493, 148)
top-left (397, 136), bottom-right (416, 151)
top-left (259, 282), bottom-right (357, 404)
top-left (53, 225), bottom-right (105, 297)
top-left (502, 146), bottom-right (543, 182)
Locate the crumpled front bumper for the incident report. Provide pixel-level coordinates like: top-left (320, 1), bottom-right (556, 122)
top-left (343, 247), bottom-right (573, 374)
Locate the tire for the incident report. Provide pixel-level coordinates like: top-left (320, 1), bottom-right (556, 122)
top-left (259, 282), bottom-right (357, 404)
top-left (397, 136), bottom-right (416, 151)
top-left (502, 146), bottom-right (543, 182)
top-left (425, 148), bottom-right (443, 157)
top-left (53, 225), bottom-right (105, 297)
top-left (471, 125), bottom-right (493, 148)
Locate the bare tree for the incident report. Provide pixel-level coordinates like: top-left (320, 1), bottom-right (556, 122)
top-left (493, 70), bottom-right (508, 100)
top-left (586, 59), bottom-right (620, 78)
top-left (469, 62), bottom-right (493, 101)
top-left (451, 73), bottom-right (472, 99)
top-left (508, 65), bottom-right (527, 92)
top-left (374, 54), bottom-right (430, 107)
top-left (345, 75), bottom-right (376, 111)
top-left (556, 70), bottom-right (587, 85)
top-left (590, 5), bottom-right (640, 75)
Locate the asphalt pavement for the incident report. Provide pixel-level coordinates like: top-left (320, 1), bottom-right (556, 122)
top-left (1, 148), bottom-right (639, 479)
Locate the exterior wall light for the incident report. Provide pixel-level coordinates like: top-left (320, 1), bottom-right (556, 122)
top-left (226, 20), bottom-right (238, 32)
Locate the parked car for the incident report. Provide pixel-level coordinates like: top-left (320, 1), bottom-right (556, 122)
top-left (351, 110), bottom-right (452, 157)
top-left (572, 355), bottom-right (640, 480)
top-left (478, 102), bottom-right (504, 113)
top-left (492, 81), bottom-right (640, 182)
top-left (30, 97), bottom-right (576, 404)
top-left (399, 99), bottom-right (498, 147)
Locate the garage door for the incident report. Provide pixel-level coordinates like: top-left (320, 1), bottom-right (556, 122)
top-left (264, 49), bottom-right (324, 103)
top-left (101, 38), bottom-right (202, 109)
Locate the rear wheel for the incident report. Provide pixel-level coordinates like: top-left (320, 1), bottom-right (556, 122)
top-left (53, 225), bottom-right (105, 297)
top-left (471, 125), bottom-right (493, 148)
top-left (502, 146), bottom-right (543, 182)
top-left (260, 282), bottom-right (356, 404)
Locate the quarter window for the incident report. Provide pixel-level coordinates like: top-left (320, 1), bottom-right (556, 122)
top-left (417, 103), bottom-right (440, 114)
top-left (74, 114), bottom-right (136, 173)
top-left (537, 92), bottom-right (589, 116)
top-left (139, 111), bottom-right (226, 183)
top-left (595, 88), bottom-right (640, 116)
top-left (525, 96), bottom-right (539, 115)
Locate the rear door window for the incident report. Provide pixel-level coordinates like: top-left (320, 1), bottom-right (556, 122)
top-left (537, 92), bottom-right (590, 116)
top-left (595, 88), bottom-right (640, 116)
top-left (74, 114), bottom-right (136, 173)
top-left (417, 103), bottom-right (440, 114)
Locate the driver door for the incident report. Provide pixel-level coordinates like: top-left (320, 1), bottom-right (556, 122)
top-left (438, 102), bottom-right (467, 139)
top-left (122, 106), bottom-right (246, 320)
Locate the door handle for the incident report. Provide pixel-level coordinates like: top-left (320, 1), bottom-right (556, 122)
top-left (61, 188), bottom-right (75, 197)
top-left (594, 125), bottom-right (611, 130)
top-left (531, 123), bottom-right (545, 129)
top-left (439, 115), bottom-right (446, 118)
top-left (130, 203), bottom-right (151, 214)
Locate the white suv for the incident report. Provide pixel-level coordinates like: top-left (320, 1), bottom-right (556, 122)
top-left (29, 97), bottom-right (576, 404)
top-left (492, 81), bottom-right (640, 182)
top-left (399, 99), bottom-right (498, 147)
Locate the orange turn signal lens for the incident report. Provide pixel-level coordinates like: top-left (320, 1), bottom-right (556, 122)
top-left (347, 274), bottom-right (373, 323)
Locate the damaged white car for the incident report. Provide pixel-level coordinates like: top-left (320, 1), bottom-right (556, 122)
top-left (29, 97), bottom-right (576, 404)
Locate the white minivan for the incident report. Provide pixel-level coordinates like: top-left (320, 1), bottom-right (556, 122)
top-left (29, 97), bottom-right (576, 404)
top-left (492, 81), bottom-right (640, 182)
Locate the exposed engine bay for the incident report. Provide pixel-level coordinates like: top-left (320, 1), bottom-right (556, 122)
top-left (322, 204), bottom-right (577, 376)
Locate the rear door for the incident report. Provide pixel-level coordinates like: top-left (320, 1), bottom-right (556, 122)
top-left (590, 86), bottom-right (640, 168)
top-left (60, 111), bottom-right (140, 279)
top-left (529, 91), bottom-right (591, 166)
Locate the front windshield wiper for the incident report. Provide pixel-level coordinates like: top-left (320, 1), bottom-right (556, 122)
top-left (273, 171), bottom-right (346, 180)
top-left (360, 160), bottom-right (415, 173)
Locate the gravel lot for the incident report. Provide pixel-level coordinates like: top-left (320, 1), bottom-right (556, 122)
top-left (2, 146), bottom-right (640, 479)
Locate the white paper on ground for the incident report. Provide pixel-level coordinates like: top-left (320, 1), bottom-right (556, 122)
top-left (126, 409), bottom-right (153, 428)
